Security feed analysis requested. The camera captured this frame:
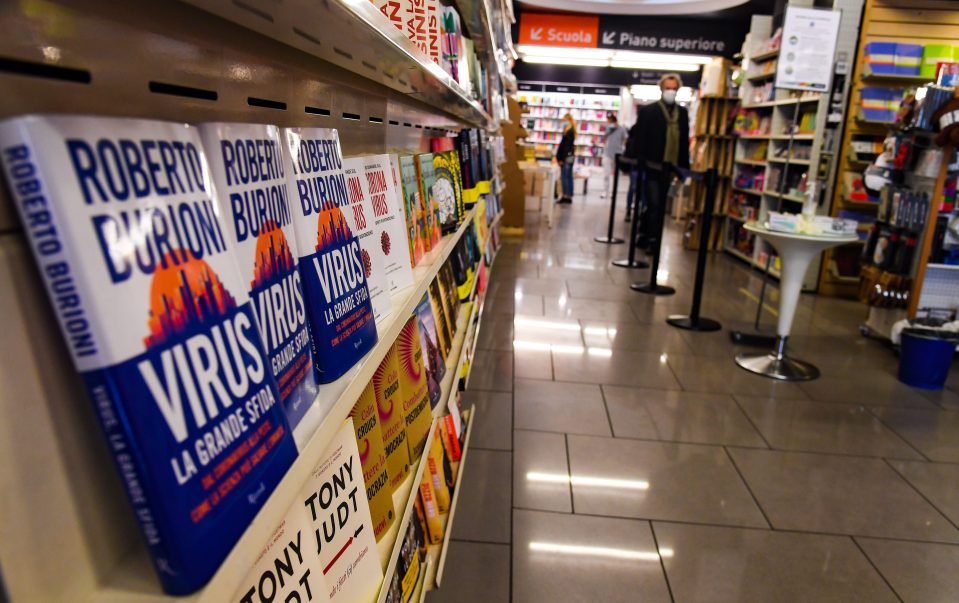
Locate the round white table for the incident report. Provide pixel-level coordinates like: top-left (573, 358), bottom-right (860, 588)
top-left (736, 223), bottom-right (860, 381)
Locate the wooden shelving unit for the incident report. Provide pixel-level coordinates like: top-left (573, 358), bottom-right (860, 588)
top-left (819, 0), bottom-right (953, 298)
top-left (684, 94), bottom-right (739, 250)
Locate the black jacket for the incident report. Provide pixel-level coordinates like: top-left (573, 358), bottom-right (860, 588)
top-left (624, 101), bottom-right (689, 169)
top-left (556, 127), bottom-right (575, 162)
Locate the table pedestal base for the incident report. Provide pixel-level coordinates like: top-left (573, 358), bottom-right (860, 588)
top-left (734, 335), bottom-right (819, 381)
top-left (735, 352), bottom-right (820, 381)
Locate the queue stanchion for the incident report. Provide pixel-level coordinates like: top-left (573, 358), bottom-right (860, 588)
top-left (612, 160), bottom-right (649, 269)
top-left (630, 161), bottom-right (676, 295)
top-left (594, 153), bottom-right (625, 244)
top-left (667, 168), bottom-right (722, 331)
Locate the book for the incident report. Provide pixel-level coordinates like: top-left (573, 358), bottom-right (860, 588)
top-left (418, 470), bottom-right (443, 544)
top-left (350, 382), bottom-right (396, 541)
top-left (233, 499), bottom-right (322, 602)
top-left (300, 420), bottom-right (382, 602)
top-left (375, 0), bottom-right (406, 33)
top-left (373, 347), bottom-right (411, 493)
top-left (405, 0), bottom-right (428, 56)
top-left (439, 416), bottom-right (462, 464)
top-left (396, 316), bottom-right (433, 460)
top-left (425, 0), bottom-right (441, 65)
top-left (341, 156), bottom-right (393, 324)
top-left (384, 500), bottom-right (426, 603)
top-left (455, 130), bottom-right (474, 191)
top-left (426, 425), bottom-right (451, 513)
top-left (440, 6), bottom-right (461, 82)
top-left (398, 155), bottom-right (427, 264)
top-left (414, 294), bottom-right (445, 409)
top-left (428, 280), bottom-right (453, 358)
top-left (359, 154), bottom-right (415, 292)
top-left (198, 122), bottom-right (319, 431)
top-left (431, 151), bottom-right (462, 234)
top-left (281, 127), bottom-right (378, 384)
top-left (415, 153), bottom-right (442, 249)
top-left (0, 115), bottom-right (299, 594)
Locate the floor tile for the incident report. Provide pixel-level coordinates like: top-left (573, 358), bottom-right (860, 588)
top-left (735, 396), bottom-right (923, 459)
top-left (424, 542), bottom-right (509, 603)
top-left (668, 354), bottom-right (809, 399)
top-left (887, 460), bottom-right (959, 527)
top-left (513, 347), bottom-right (552, 380)
top-left (543, 297), bottom-right (639, 322)
top-left (474, 314), bottom-right (513, 351)
top-left (799, 369), bottom-right (936, 408)
top-left (872, 407), bottom-right (959, 462)
top-left (604, 386), bottom-right (766, 447)
top-left (921, 387), bottom-right (959, 412)
top-left (491, 277), bottom-right (568, 299)
top-left (513, 379), bottom-right (611, 436)
top-left (579, 320), bottom-right (693, 354)
top-left (513, 509), bottom-right (671, 603)
top-left (512, 315), bottom-right (584, 346)
top-left (552, 348), bottom-right (682, 390)
top-left (484, 293), bottom-right (544, 317)
top-left (565, 278), bottom-right (637, 302)
top-left (655, 522), bottom-right (898, 603)
top-left (450, 449), bottom-right (511, 544)
top-left (857, 537), bottom-right (959, 603)
top-left (513, 430), bottom-right (572, 513)
top-left (467, 349), bottom-right (512, 392)
top-left (567, 435), bottom-right (767, 527)
top-left (461, 390), bottom-right (511, 451)
top-left (727, 448), bottom-right (959, 542)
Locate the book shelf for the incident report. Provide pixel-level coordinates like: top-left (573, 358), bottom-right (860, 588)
top-left (818, 0), bottom-right (957, 298)
top-left (684, 95), bottom-right (739, 251)
top-left (516, 85), bottom-right (623, 169)
top-left (723, 5), bottom-right (861, 290)
top-left (0, 0), bottom-right (509, 601)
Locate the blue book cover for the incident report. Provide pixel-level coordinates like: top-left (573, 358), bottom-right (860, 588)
top-left (0, 115), bottom-right (299, 595)
top-left (199, 122), bottom-right (319, 431)
top-left (281, 127), bottom-right (378, 384)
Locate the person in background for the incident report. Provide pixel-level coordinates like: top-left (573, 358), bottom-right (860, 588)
top-left (555, 113), bottom-right (576, 204)
top-left (624, 73), bottom-right (690, 240)
top-left (601, 113), bottom-right (627, 199)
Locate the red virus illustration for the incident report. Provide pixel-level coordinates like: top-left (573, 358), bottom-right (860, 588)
top-left (381, 230), bottom-right (391, 256)
top-left (362, 249), bottom-right (372, 278)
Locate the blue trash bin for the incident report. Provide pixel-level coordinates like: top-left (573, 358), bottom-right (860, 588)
top-left (898, 331), bottom-right (956, 389)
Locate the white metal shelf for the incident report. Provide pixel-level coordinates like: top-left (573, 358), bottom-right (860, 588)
top-left (183, 0), bottom-right (493, 128)
top-left (97, 210), bottom-right (480, 602)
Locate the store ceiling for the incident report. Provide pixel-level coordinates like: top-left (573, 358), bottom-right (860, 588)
top-left (517, 0), bottom-right (774, 16)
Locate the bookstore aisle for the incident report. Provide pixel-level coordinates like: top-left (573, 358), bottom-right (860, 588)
top-left (428, 188), bottom-right (959, 603)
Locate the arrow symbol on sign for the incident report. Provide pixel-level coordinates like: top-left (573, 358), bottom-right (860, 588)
top-left (602, 31), bottom-right (615, 44)
top-left (530, 27), bottom-right (543, 41)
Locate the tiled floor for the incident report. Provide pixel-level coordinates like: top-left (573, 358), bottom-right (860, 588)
top-left (426, 188), bottom-right (959, 602)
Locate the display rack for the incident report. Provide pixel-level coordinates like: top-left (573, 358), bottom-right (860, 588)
top-left (722, 8), bottom-right (857, 290)
top-left (516, 84), bottom-right (623, 168)
top-left (684, 94), bottom-right (739, 250)
top-left (819, 0), bottom-right (958, 297)
top-left (0, 1), bottom-right (507, 601)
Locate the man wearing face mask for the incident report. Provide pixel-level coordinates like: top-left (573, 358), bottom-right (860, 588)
top-left (624, 73), bottom-right (690, 245)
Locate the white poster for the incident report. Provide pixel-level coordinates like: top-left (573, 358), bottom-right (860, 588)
top-left (775, 6), bottom-right (842, 92)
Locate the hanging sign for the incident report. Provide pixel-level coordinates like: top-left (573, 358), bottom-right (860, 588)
top-left (775, 6), bottom-right (842, 92)
top-left (596, 16), bottom-right (743, 57)
top-left (517, 13), bottom-right (599, 48)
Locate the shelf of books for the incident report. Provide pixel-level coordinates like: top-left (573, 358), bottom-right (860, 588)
top-left (516, 85), bottom-right (622, 169)
top-left (0, 1), bottom-right (512, 602)
top-left (723, 16), bottom-right (836, 290)
top-left (818, 0), bottom-right (955, 298)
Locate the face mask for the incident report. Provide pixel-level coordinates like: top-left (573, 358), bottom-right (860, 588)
top-left (662, 90), bottom-right (677, 104)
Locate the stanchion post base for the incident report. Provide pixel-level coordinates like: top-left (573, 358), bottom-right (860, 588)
top-left (630, 282), bottom-right (675, 296)
top-left (729, 331), bottom-right (777, 347)
top-left (594, 236), bottom-right (625, 245)
top-left (735, 352), bottom-right (820, 381)
top-left (611, 259), bottom-right (650, 269)
top-left (666, 315), bottom-right (722, 331)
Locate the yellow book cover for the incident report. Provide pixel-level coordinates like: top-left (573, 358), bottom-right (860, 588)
top-left (350, 383), bottom-right (396, 541)
top-left (427, 425), bottom-right (451, 513)
top-left (429, 280), bottom-right (454, 356)
top-left (418, 472), bottom-right (444, 544)
top-left (374, 347), bottom-right (411, 492)
top-left (396, 316), bottom-right (433, 460)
